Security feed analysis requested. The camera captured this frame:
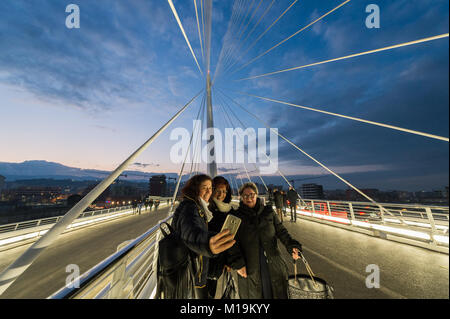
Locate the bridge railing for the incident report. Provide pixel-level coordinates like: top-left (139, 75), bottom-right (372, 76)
top-left (300, 199), bottom-right (449, 224)
top-left (298, 199), bottom-right (448, 250)
top-left (0, 198), bottom-right (174, 251)
top-left (0, 205), bottom-right (133, 250)
top-left (48, 214), bottom-right (172, 299)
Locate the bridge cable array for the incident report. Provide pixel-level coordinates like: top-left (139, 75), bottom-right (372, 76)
top-left (169, 92), bottom-right (207, 214)
top-left (217, 88), bottom-right (401, 219)
top-left (216, 0), bottom-right (297, 84)
top-left (236, 33), bottom-right (449, 81)
top-left (213, 0), bottom-right (250, 85)
top-left (216, 88), bottom-right (308, 206)
top-left (214, 88), bottom-right (265, 190)
top-left (237, 92), bottom-right (450, 142)
top-left (168, 0), bottom-right (204, 76)
top-left (224, 0), bottom-right (301, 77)
top-left (230, 0), bottom-right (352, 76)
top-left (219, 0), bottom-right (262, 75)
top-left (194, 0), bottom-right (205, 65)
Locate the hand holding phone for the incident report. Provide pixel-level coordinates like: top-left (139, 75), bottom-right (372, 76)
top-left (220, 214), bottom-right (242, 238)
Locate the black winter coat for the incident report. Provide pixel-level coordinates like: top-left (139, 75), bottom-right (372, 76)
top-left (227, 198), bottom-right (302, 299)
top-left (287, 189), bottom-right (298, 204)
top-left (172, 198), bottom-right (216, 287)
top-left (207, 200), bottom-right (229, 233)
top-left (273, 191), bottom-right (283, 208)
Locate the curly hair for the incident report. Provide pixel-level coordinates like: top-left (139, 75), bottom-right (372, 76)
top-left (212, 176), bottom-right (232, 203)
top-left (181, 174), bottom-right (212, 201)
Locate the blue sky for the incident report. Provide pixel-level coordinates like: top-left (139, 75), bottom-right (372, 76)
top-left (0, 0), bottom-right (448, 191)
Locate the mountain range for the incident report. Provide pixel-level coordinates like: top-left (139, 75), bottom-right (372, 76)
top-left (0, 160), bottom-right (177, 182)
top-left (0, 160), bottom-right (313, 188)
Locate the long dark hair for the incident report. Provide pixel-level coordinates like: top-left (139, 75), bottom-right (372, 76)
top-left (212, 176), bottom-right (232, 203)
top-left (181, 174), bottom-right (212, 202)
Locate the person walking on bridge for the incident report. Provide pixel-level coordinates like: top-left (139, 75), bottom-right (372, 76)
top-left (149, 198), bottom-right (154, 211)
top-left (287, 187), bottom-right (298, 222)
top-left (227, 182), bottom-right (302, 299)
top-left (282, 191), bottom-right (288, 217)
top-left (273, 189), bottom-right (284, 222)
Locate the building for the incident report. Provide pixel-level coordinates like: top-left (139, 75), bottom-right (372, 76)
top-left (0, 175), bottom-right (5, 193)
top-left (300, 183), bottom-right (324, 199)
top-left (149, 175), bottom-right (167, 197)
top-left (3, 186), bottom-right (62, 204)
top-left (0, 175), bottom-right (5, 201)
top-left (345, 189), bottom-right (379, 202)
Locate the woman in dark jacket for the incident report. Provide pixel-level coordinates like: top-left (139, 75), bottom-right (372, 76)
top-left (207, 176), bottom-right (239, 298)
top-left (228, 182), bottom-right (302, 299)
top-left (171, 174), bottom-right (236, 299)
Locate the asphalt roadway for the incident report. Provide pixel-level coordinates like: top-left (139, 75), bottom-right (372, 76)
top-left (0, 207), bottom-right (448, 299)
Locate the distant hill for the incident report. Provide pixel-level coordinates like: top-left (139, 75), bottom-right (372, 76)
top-left (0, 160), bottom-right (178, 182)
top-left (0, 160), bottom-right (337, 190)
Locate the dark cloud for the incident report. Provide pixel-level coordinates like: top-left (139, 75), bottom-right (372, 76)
top-left (132, 162), bottom-right (160, 168)
top-left (0, 0), bottom-right (201, 112)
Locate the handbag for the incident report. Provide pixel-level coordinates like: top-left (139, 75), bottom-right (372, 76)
top-left (221, 271), bottom-right (238, 299)
top-left (155, 222), bottom-right (195, 299)
top-left (287, 252), bottom-right (334, 299)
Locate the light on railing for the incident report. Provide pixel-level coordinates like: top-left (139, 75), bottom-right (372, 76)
top-left (0, 231), bottom-right (41, 246)
top-left (433, 235), bottom-right (449, 245)
top-left (370, 224), bottom-right (431, 240)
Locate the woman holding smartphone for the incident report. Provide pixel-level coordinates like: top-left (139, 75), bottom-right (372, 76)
top-left (228, 182), bottom-right (302, 299)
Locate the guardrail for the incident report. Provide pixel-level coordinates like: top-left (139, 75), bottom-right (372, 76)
top-left (296, 199), bottom-right (448, 252)
top-left (0, 205), bottom-right (131, 251)
top-left (0, 197), bottom-right (174, 251)
top-left (48, 199), bottom-right (448, 299)
top-left (48, 214), bottom-right (171, 299)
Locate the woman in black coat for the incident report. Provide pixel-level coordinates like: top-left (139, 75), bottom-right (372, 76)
top-left (171, 174), bottom-right (236, 298)
top-left (228, 182), bottom-right (302, 299)
top-left (207, 176), bottom-right (239, 298)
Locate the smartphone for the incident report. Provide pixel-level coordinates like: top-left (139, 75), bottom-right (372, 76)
top-left (220, 214), bottom-right (242, 238)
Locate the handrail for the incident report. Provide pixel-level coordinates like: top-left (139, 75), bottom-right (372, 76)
top-left (48, 214), bottom-right (173, 299)
top-left (0, 197), bottom-right (175, 233)
top-left (0, 205), bottom-right (130, 233)
top-left (297, 199), bottom-right (448, 249)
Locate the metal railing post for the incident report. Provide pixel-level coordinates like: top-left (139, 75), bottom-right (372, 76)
top-left (377, 204), bottom-right (385, 224)
top-left (425, 207), bottom-right (438, 246)
top-left (108, 240), bottom-right (133, 299)
top-left (349, 202), bottom-right (355, 221)
top-left (311, 200), bottom-right (315, 215)
top-left (326, 201), bottom-right (331, 216)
